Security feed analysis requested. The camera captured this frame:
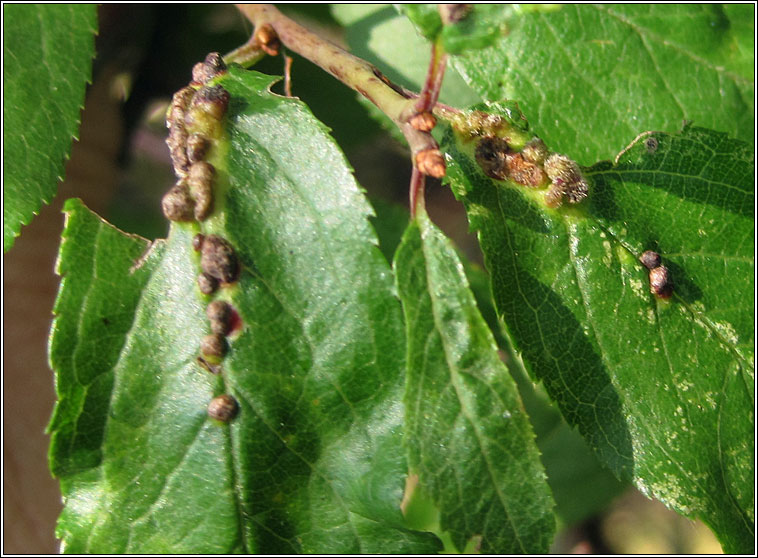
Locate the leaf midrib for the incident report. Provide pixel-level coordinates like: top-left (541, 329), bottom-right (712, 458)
top-left (419, 217), bottom-right (527, 553)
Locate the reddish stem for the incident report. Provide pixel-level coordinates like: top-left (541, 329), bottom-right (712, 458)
top-left (409, 166), bottom-right (426, 218)
top-left (415, 41), bottom-right (448, 113)
top-left (410, 40), bottom-right (449, 217)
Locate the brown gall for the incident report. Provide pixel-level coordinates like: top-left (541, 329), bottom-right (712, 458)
top-left (649, 266), bottom-right (673, 299)
top-left (475, 136), bottom-right (510, 181)
top-left (161, 181), bottom-right (195, 221)
top-left (197, 272), bottom-right (219, 295)
top-left (201, 235), bottom-right (239, 284)
top-left (640, 250), bottom-right (662, 270)
top-left (207, 394), bottom-right (239, 422)
top-left (206, 300), bottom-right (233, 335)
top-left (200, 333), bottom-right (228, 360)
top-left (416, 149), bottom-right (446, 178)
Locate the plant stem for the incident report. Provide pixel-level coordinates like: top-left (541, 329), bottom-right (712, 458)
top-left (224, 39), bottom-right (265, 68)
top-left (409, 167), bottom-right (426, 217)
top-left (283, 51), bottom-right (294, 97)
top-left (234, 4), bottom-right (448, 214)
top-left (415, 41), bottom-right (448, 113)
top-left (410, 39), bottom-right (449, 218)
top-left (235, 5), bottom-right (417, 132)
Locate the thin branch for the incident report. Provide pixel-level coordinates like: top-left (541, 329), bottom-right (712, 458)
top-left (409, 39), bottom-right (449, 217)
top-left (415, 41), bottom-right (448, 113)
top-left (234, 3), bottom-right (448, 212)
top-left (236, 6), bottom-right (413, 123)
top-left (409, 167), bottom-right (426, 218)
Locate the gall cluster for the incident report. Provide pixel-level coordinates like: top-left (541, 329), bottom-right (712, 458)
top-left (475, 136), bottom-right (589, 208)
top-left (162, 52), bottom-right (242, 423)
top-left (163, 52), bottom-right (230, 224)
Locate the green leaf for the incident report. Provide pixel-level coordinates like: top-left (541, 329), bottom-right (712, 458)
top-left (466, 244), bottom-right (629, 526)
top-left (416, 4), bottom-right (755, 164)
top-left (394, 4), bottom-right (509, 55)
top-left (438, 5), bottom-right (503, 55)
top-left (377, 197), bottom-right (627, 526)
top-left (330, 4), bottom-right (481, 146)
top-left (369, 197), bottom-right (413, 264)
top-left (49, 66), bottom-right (440, 553)
top-left (3, 4), bottom-right (97, 252)
top-left (394, 209), bottom-right (556, 553)
top-left (507, 359), bottom-right (628, 526)
top-left (442, 123), bottom-right (754, 552)
top-left (49, 199), bottom-right (161, 477)
top-left (372, 195), bottom-right (626, 526)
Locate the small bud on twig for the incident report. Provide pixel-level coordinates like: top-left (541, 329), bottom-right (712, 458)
top-left (255, 23), bottom-right (280, 56)
top-left (416, 148), bottom-right (446, 178)
top-left (409, 111), bottom-right (437, 133)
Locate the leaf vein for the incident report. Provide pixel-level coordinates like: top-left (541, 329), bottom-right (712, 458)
top-left (420, 225), bottom-right (527, 553)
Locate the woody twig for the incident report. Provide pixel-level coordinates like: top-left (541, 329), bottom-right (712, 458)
top-left (232, 4), bottom-right (450, 216)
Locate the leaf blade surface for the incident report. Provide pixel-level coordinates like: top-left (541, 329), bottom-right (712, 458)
top-left (3, 4), bottom-right (97, 252)
top-left (394, 210), bottom-right (556, 554)
top-left (442, 123), bottom-right (754, 552)
top-left (409, 4), bottom-right (754, 164)
top-left (49, 67), bottom-right (440, 554)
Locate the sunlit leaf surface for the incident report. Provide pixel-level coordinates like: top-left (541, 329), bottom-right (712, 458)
top-left (49, 67), bottom-right (440, 554)
top-left (443, 121), bottom-right (754, 553)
